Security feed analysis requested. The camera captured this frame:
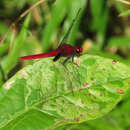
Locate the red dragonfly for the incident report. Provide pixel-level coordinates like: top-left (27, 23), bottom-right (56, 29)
top-left (19, 8), bottom-right (82, 64)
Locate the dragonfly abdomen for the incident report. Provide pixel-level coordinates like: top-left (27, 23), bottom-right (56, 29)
top-left (19, 50), bottom-right (58, 60)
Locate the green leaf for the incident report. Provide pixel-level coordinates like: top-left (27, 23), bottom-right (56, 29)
top-left (115, 0), bottom-right (126, 12)
top-left (1, 14), bottom-right (31, 75)
top-left (41, 0), bottom-right (72, 52)
top-left (41, 0), bottom-right (86, 52)
top-left (0, 55), bottom-right (130, 129)
top-left (56, 98), bottom-right (130, 130)
top-left (0, 42), bottom-right (9, 56)
top-left (60, 0), bottom-right (86, 46)
top-left (88, 49), bottom-right (127, 64)
top-left (107, 36), bottom-right (130, 47)
top-left (64, 89), bottom-right (130, 130)
top-left (0, 22), bottom-right (8, 35)
top-left (119, 10), bottom-right (130, 17)
top-left (90, 0), bottom-right (108, 49)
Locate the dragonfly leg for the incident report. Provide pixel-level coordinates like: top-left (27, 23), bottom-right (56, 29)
top-left (63, 57), bottom-right (71, 64)
top-left (53, 53), bottom-right (61, 62)
top-left (72, 55), bottom-right (75, 63)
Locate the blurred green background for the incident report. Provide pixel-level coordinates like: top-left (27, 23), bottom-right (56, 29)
top-left (0, 0), bottom-right (130, 129)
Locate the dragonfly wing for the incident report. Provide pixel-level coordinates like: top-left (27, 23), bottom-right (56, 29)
top-left (58, 8), bottom-right (81, 47)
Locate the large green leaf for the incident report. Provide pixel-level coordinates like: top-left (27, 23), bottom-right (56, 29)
top-left (58, 89), bottom-right (130, 130)
top-left (0, 55), bottom-right (130, 129)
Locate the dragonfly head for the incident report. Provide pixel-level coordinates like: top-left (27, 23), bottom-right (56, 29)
top-left (75, 45), bottom-right (83, 54)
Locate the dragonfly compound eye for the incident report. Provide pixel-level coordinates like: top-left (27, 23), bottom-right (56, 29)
top-left (76, 45), bottom-right (83, 53)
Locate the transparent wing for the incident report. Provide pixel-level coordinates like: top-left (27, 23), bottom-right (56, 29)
top-left (58, 8), bottom-right (81, 47)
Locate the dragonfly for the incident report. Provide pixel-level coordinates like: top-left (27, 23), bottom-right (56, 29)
top-left (19, 8), bottom-right (82, 64)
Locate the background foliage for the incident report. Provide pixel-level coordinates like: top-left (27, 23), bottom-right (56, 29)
top-left (0, 0), bottom-right (130, 129)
